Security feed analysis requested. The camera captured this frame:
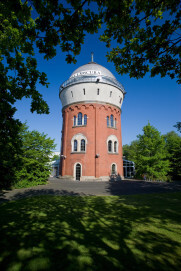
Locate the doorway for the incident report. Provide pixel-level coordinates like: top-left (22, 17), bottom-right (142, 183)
top-left (76, 163), bottom-right (81, 181)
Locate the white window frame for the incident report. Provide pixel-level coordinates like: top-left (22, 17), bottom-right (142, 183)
top-left (71, 133), bottom-right (87, 153)
top-left (107, 135), bottom-right (119, 154)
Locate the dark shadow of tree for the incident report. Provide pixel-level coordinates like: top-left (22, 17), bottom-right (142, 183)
top-left (0, 192), bottom-right (181, 270)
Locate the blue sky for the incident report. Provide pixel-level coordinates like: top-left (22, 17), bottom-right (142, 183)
top-left (14, 32), bottom-right (181, 151)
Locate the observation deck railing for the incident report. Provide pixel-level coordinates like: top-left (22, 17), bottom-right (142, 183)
top-left (60, 75), bottom-right (125, 94)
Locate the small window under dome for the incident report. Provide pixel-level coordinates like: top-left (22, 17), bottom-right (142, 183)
top-left (78, 112), bottom-right (82, 125)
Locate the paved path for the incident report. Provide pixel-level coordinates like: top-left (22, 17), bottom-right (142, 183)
top-left (0, 178), bottom-right (181, 203)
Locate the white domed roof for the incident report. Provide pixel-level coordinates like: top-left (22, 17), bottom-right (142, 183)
top-left (70, 62), bottom-right (116, 79)
top-left (60, 60), bottom-right (125, 95)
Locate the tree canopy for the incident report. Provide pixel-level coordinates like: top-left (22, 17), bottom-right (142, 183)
top-left (123, 124), bottom-right (181, 181)
top-left (15, 124), bottom-right (56, 188)
top-left (100, 0), bottom-right (181, 83)
top-left (123, 123), bottom-right (170, 181)
top-left (164, 131), bottom-right (181, 180)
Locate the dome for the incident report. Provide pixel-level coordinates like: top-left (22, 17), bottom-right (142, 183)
top-left (70, 62), bottom-right (116, 79)
top-left (60, 61), bottom-right (125, 95)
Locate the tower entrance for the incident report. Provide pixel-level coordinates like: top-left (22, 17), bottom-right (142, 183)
top-left (76, 163), bottom-right (81, 181)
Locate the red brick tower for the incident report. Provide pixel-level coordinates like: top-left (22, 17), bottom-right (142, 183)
top-left (59, 57), bottom-right (125, 180)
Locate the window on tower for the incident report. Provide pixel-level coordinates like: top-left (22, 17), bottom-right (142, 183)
top-left (107, 116), bottom-right (109, 127)
top-left (74, 140), bottom-right (78, 151)
top-left (107, 115), bottom-right (117, 129)
top-left (84, 114), bottom-right (87, 125)
top-left (81, 139), bottom-right (85, 151)
top-left (71, 134), bottom-right (87, 153)
top-left (108, 140), bottom-right (112, 152)
top-left (78, 112), bottom-right (82, 125)
top-left (73, 112), bottom-right (87, 127)
top-left (114, 141), bottom-right (117, 153)
top-left (110, 115), bottom-right (114, 127)
top-left (73, 116), bottom-right (76, 126)
top-left (107, 136), bottom-right (119, 154)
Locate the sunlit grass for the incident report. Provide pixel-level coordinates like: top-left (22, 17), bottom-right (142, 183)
top-left (0, 193), bottom-right (181, 270)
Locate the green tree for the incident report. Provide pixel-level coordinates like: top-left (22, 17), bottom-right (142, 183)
top-left (132, 123), bottom-right (169, 180)
top-left (0, 108), bottom-right (23, 188)
top-left (15, 124), bottom-right (56, 188)
top-left (51, 154), bottom-right (60, 161)
top-left (123, 140), bottom-right (139, 161)
top-left (99, 0), bottom-right (181, 83)
top-left (174, 122), bottom-right (181, 133)
top-left (164, 131), bottom-right (181, 180)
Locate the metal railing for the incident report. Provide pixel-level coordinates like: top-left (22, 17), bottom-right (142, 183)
top-left (60, 75), bottom-right (125, 94)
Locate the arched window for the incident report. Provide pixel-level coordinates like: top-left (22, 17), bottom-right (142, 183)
top-left (73, 116), bottom-right (76, 126)
top-left (114, 141), bottom-right (117, 153)
top-left (84, 114), bottom-right (87, 125)
top-left (78, 112), bottom-right (82, 125)
top-left (81, 139), bottom-right (85, 151)
top-left (108, 140), bottom-right (112, 152)
top-left (74, 140), bottom-right (77, 151)
top-left (107, 116), bottom-right (109, 127)
top-left (115, 118), bottom-right (117, 128)
top-left (71, 134), bottom-right (87, 153)
top-left (110, 115), bottom-right (114, 127)
top-left (112, 164), bottom-right (116, 175)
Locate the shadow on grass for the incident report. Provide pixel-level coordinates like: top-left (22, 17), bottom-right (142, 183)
top-left (0, 193), bottom-right (181, 271)
top-left (0, 189), bottom-right (91, 204)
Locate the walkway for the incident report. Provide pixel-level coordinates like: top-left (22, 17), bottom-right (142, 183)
top-left (0, 178), bottom-right (181, 203)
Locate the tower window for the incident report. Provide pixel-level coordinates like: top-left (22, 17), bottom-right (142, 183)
top-left (84, 114), bottom-right (87, 125)
top-left (114, 141), bottom-right (117, 153)
top-left (81, 139), bottom-right (85, 151)
top-left (107, 116), bottom-right (109, 127)
top-left (110, 115), bottom-right (114, 127)
top-left (71, 91), bottom-right (73, 97)
top-left (73, 112), bottom-right (87, 127)
top-left (74, 140), bottom-right (78, 151)
top-left (108, 140), bottom-right (112, 152)
top-left (73, 116), bottom-right (76, 126)
top-left (78, 112), bottom-right (82, 125)
top-left (97, 88), bottom-right (99, 95)
top-left (71, 134), bottom-right (87, 153)
top-left (110, 91), bottom-right (112, 97)
top-left (107, 115), bottom-right (116, 128)
top-left (83, 88), bottom-right (85, 95)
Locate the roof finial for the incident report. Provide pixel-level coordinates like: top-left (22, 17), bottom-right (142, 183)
top-left (91, 52), bottom-right (94, 62)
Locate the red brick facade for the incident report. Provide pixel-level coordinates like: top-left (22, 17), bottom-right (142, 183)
top-left (60, 103), bottom-right (123, 180)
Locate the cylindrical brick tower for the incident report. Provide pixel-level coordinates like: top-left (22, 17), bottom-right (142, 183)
top-left (59, 57), bottom-right (125, 181)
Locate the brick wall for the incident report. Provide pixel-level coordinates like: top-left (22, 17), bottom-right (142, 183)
top-left (60, 103), bottom-right (123, 180)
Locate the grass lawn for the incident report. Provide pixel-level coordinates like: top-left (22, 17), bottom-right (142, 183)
top-left (0, 192), bottom-right (181, 271)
